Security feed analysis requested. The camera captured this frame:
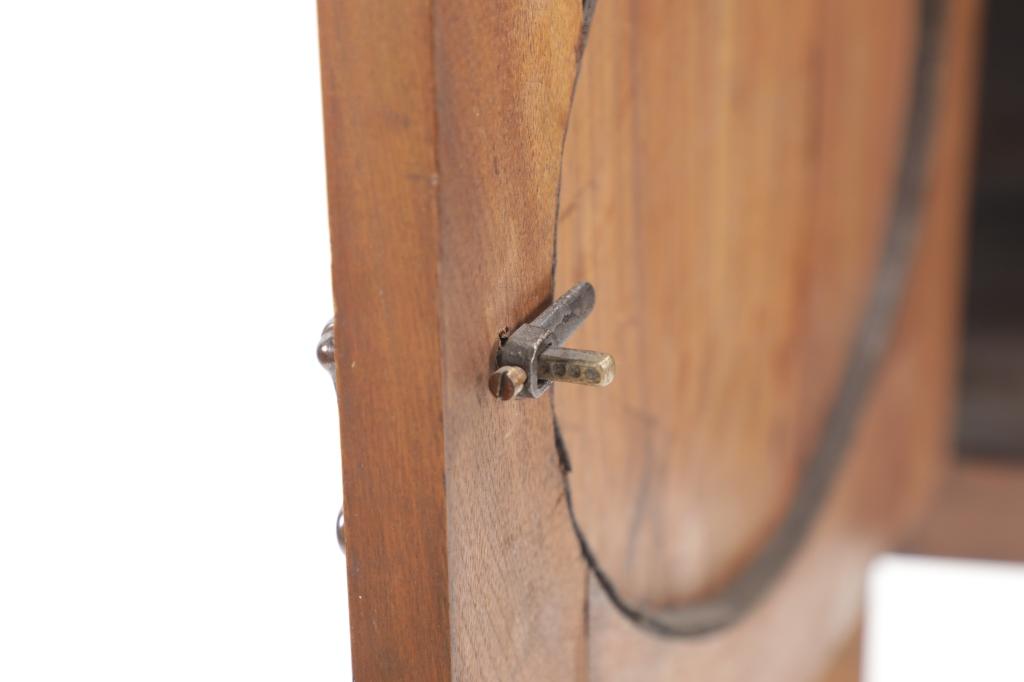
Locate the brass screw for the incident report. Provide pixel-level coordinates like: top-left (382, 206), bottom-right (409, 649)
top-left (489, 366), bottom-right (527, 400)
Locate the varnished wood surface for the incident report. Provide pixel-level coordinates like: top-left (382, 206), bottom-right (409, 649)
top-left (558, 0), bottom-right (969, 608)
top-left (319, 1), bottom-right (590, 679)
top-left (319, 0), bottom-right (981, 679)
top-left (568, 0), bottom-right (981, 679)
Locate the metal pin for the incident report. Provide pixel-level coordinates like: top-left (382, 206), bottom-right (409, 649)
top-left (536, 347), bottom-right (615, 387)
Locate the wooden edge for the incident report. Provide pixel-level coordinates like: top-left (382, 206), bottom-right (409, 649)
top-left (319, 1), bottom-right (593, 679)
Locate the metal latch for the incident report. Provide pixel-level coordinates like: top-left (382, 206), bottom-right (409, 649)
top-left (489, 281), bottom-right (615, 400)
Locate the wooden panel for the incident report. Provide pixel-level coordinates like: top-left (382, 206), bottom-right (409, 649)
top-left (559, 0), bottom-right (942, 608)
top-left (573, 1), bottom-right (982, 678)
top-left (319, 1), bottom-right (590, 679)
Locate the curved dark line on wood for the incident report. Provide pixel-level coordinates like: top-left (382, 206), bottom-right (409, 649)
top-left (554, 0), bottom-right (947, 637)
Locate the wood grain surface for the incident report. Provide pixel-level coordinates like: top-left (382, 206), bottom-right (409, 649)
top-left (319, 1), bottom-right (591, 679)
top-left (319, 0), bottom-right (982, 679)
top-left (319, 3), bottom-right (449, 678)
top-left (557, 0), bottom-right (959, 608)
top-left (569, 1), bottom-right (982, 679)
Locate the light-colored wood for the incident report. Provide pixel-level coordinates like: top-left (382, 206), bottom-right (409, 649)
top-left (561, 0), bottom-right (982, 679)
top-left (319, 1), bottom-right (590, 679)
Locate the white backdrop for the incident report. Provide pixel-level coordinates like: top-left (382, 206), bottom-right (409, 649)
top-left (865, 555), bottom-right (1024, 682)
top-left (0, 2), bottom-right (350, 679)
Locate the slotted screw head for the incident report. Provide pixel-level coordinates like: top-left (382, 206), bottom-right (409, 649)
top-left (489, 365), bottom-right (527, 400)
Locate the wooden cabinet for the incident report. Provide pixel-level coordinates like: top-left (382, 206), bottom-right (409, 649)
top-left (318, 1), bottom-right (983, 679)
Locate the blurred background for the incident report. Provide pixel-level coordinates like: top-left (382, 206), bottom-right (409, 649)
top-left (0, 2), bottom-right (1020, 680)
top-left (958, 0), bottom-right (1024, 459)
top-left (0, 2), bottom-right (350, 679)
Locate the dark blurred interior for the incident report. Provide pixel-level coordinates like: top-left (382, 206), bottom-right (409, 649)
top-left (958, 0), bottom-right (1024, 458)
